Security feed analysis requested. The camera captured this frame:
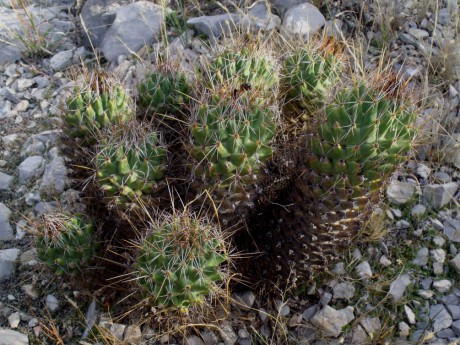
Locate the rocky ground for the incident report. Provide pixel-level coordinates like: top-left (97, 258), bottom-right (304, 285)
top-left (0, 0), bottom-right (460, 344)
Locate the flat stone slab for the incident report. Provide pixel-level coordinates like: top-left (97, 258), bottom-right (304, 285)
top-left (0, 248), bottom-right (20, 281)
top-left (0, 329), bottom-right (28, 345)
top-left (0, 203), bottom-right (13, 241)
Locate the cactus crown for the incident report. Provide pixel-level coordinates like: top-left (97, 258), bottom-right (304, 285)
top-left (95, 124), bottom-right (166, 207)
top-left (136, 211), bottom-right (228, 313)
top-left (36, 213), bottom-right (99, 276)
top-left (138, 70), bottom-right (190, 116)
top-left (65, 70), bottom-right (133, 144)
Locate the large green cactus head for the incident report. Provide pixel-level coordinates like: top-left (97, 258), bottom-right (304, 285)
top-left (36, 213), bottom-right (100, 276)
top-left (281, 43), bottom-right (342, 117)
top-left (135, 210), bottom-right (228, 313)
top-left (95, 122), bottom-right (167, 208)
top-left (189, 90), bottom-right (278, 218)
top-left (137, 70), bottom-right (191, 117)
top-left (64, 69), bottom-right (133, 144)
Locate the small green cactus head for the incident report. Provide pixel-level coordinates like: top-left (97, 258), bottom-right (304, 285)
top-left (95, 122), bottom-right (167, 208)
top-left (137, 70), bottom-right (191, 117)
top-left (36, 213), bottom-right (100, 276)
top-left (135, 210), bottom-right (228, 313)
top-left (64, 69), bottom-right (133, 144)
top-left (282, 43), bottom-right (342, 117)
top-left (204, 45), bottom-right (279, 97)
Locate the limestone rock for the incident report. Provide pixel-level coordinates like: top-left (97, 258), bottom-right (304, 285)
top-left (310, 306), bottom-right (355, 338)
top-left (0, 203), bottom-right (13, 240)
top-left (101, 1), bottom-right (164, 62)
top-left (282, 3), bottom-right (325, 39)
top-left (0, 248), bottom-right (20, 281)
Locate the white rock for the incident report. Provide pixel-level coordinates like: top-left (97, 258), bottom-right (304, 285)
top-left (18, 156), bottom-right (44, 183)
top-left (430, 304), bottom-right (452, 332)
top-left (0, 329), bottom-right (29, 345)
top-left (360, 316), bottom-right (381, 337)
top-left (433, 279), bottom-right (452, 293)
top-left (404, 305), bottom-right (416, 324)
top-left (433, 236), bottom-right (446, 247)
top-left (423, 182), bottom-right (459, 209)
top-left (417, 289), bottom-right (434, 299)
top-left (45, 294), bottom-right (59, 312)
top-left (433, 262), bottom-right (444, 275)
top-left (22, 284), bottom-right (39, 299)
top-left (408, 28), bottom-right (429, 39)
top-left (387, 181), bottom-right (416, 204)
top-left (16, 79), bottom-right (34, 92)
top-left (431, 249), bottom-right (446, 263)
top-left (310, 306), bottom-right (355, 338)
top-left (379, 255), bottom-right (392, 267)
top-left (240, 1), bottom-right (281, 32)
top-left (0, 203), bottom-right (13, 240)
top-left (282, 3), bottom-right (325, 40)
top-left (0, 248), bottom-right (20, 281)
top-left (399, 321), bottom-right (410, 338)
top-left (8, 311), bottom-right (20, 328)
top-left (356, 261), bottom-right (372, 278)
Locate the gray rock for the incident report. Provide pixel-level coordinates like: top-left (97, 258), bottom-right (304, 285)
top-left (240, 1), bottom-right (281, 32)
top-left (387, 181), bottom-right (416, 204)
top-left (34, 202), bottom-right (58, 216)
top-left (437, 328), bottom-right (455, 338)
top-left (0, 248), bottom-right (20, 281)
top-left (453, 320), bottom-right (460, 337)
top-left (20, 141), bottom-right (45, 160)
top-left (389, 274), bottom-right (412, 302)
top-left (432, 218), bottom-right (444, 230)
top-left (18, 156), bottom-right (44, 183)
top-left (123, 325), bottom-right (142, 344)
top-left (412, 247), bottom-right (429, 266)
top-left (184, 335), bottom-right (205, 345)
top-left (433, 262), bottom-right (443, 276)
top-left (404, 305), bottom-right (416, 324)
top-left (234, 290), bottom-right (255, 310)
top-left (50, 49), bottom-right (74, 71)
top-left (319, 291), bottom-right (332, 306)
top-left (430, 304), bottom-right (452, 332)
top-left (16, 220), bottom-right (27, 240)
top-left (408, 28), bottom-right (429, 39)
top-left (8, 311), bottom-right (20, 328)
top-left (275, 299), bottom-right (290, 316)
top-left (272, 0), bottom-right (309, 17)
top-left (360, 316), bottom-right (381, 337)
top-left (434, 172), bottom-right (451, 183)
top-left (433, 280), bottom-right (452, 293)
top-left (447, 305), bottom-right (460, 320)
top-left (433, 236), bottom-right (446, 247)
top-left (411, 204), bottom-right (426, 218)
top-left (80, 0), bottom-right (130, 47)
top-left (39, 156), bottom-right (68, 196)
top-left (45, 294), bottom-right (59, 312)
top-left (444, 218), bottom-right (460, 242)
top-left (421, 277), bottom-right (432, 290)
top-left (0, 329), bottom-right (29, 345)
top-left (333, 262), bottom-right (346, 275)
top-left (101, 2), bottom-right (164, 62)
top-left (219, 321), bottom-right (238, 345)
top-left (0, 203), bottom-right (13, 240)
top-left (450, 253), bottom-right (460, 273)
top-left (0, 171), bottom-right (14, 191)
top-left (311, 306), bottom-right (355, 338)
top-left (333, 282), bottom-right (355, 300)
top-left (423, 182), bottom-right (459, 209)
top-left (282, 3), bottom-right (325, 40)
top-left (379, 255), bottom-right (392, 267)
top-left (302, 305), bottom-right (317, 321)
top-left (437, 7), bottom-right (450, 25)
top-left (351, 325), bottom-right (368, 344)
top-left (187, 14), bottom-right (240, 40)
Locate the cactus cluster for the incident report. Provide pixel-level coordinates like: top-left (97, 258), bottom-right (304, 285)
top-left (40, 35), bottom-right (420, 316)
top-left (64, 71), bottom-right (133, 144)
top-left (138, 71), bottom-right (190, 116)
top-left (136, 212), bottom-right (227, 312)
top-left (95, 128), bottom-right (166, 207)
top-left (36, 214), bottom-right (99, 276)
